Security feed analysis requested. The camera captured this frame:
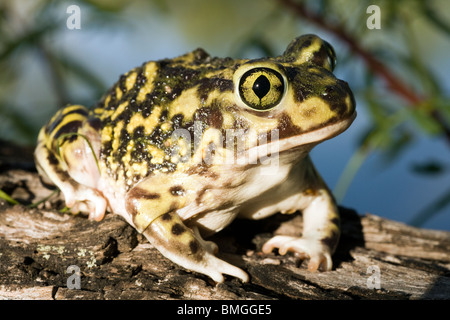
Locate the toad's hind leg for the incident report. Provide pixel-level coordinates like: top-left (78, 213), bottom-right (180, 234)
top-left (34, 105), bottom-right (107, 221)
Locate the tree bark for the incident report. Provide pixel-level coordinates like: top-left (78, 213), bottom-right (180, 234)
top-left (0, 140), bottom-right (449, 300)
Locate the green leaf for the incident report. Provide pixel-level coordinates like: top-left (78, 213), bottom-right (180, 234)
top-left (421, 0), bottom-right (450, 36)
top-left (0, 23), bottom-right (56, 61)
top-left (0, 189), bottom-right (19, 205)
top-left (53, 54), bottom-right (108, 99)
top-left (411, 160), bottom-right (446, 176)
top-left (381, 129), bottom-right (413, 165)
top-left (434, 99), bottom-right (450, 125)
top-left (410, 105), bottom-right (443, 135)
top-left (0, 102), bottom-right (40, 142)
top-left (409, 187), bottom-right (450, 227)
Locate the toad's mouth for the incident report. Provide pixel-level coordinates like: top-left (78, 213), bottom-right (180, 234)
top-left (278, 111), bottom-right (356, 151)
top-left (242, 111), bottom-right (356, 163)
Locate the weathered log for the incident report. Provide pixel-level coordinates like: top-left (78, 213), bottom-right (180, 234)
top-left (0, 141), bottom-right (449, 300)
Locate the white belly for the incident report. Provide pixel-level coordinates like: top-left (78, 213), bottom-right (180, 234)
top-left (185, 153), bottom-right (313, 233)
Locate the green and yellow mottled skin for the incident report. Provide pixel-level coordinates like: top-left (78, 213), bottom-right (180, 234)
top-left (35, 35), bottom-right (356, 283)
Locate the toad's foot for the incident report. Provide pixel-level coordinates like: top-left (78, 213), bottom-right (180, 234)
top-left (262, 235), bottom-right (333, 271)
top-left (66, 188), bottom-right (107, 222)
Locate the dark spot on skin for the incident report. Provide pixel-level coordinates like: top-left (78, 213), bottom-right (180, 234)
top-left (146, 64), bottom-right (200, 106)
top-left (195, 187), bottom-right (208, 205)
top-left (286, 66), bottom-right (326, 104)
top-left (330, 217), bottom-right (340, 227)
top-left (286, 65), bottom-right (347, 105)
top-left (222, 181), bottom-right (233, 189)
top-left (66, 175), bottom-right (80, 189)
top-left (40, 150), bottom-right (74, 185)
top-left (186, 165), bottom-right (218, 179)
top-left (46, 113), bottom-right (64, 135)
top-left (171, 223), bottom-right (185, 235)
top-left (194, 106), bottom-right (224, 129)
top-left (47, 152), bottom-right (59, 165)
top-left (98, 85), bottom-right (118, 111)
top-left (130, 142), bottom-right (151, 168)
top-left (125, 197), bottom-right (138, 218)
top-left (36, 173), bottom-right (57, 190)
top-left (277, 113), bottom-right (302, 139)
top-left (318, 81), bottom-right (355, 118)
top-left (152, 125), bottom-right (173, 148)
top-left (64, 106), bottom-right (89, 117)
top-left (281, 35), bottom-right (313, 63)
top-left (87, 117), bottom-right (102, 131)
top-left (46, 106), bottom-right (87, 135)
top-left (171, 113), bottom-right (185, 130)
top-left (106, 92), bottom-right (116, 109)
top-left (142, 192), bottom-right (161, 200)
top-left (302, 188), bottom-right (319, 197)
top-left (129, 187), bottom-right (161, 200)
top-left (299, 38), bottom-right (312, 50)
top-left (170, 185), bottom-right (185, 196)
top-left (135, 70), bottom-right (147, 86)
top-left (132, 125), bottom-right (145, 138)
top-left (161, 212), bottom-right (172, 221)
top-left (284, 67), bottom-right (299, 83)
top-left (197, 78), bottom-right (233, 102)
top-left (112, 127), bottom-right (131, 163)
top-left (159, 109), bottom-right (169, 122)
top-left (118, 74), bottom-right (128, 94)
top-left (101, 139), bottom-right (113, 160)
top-left (192, 48), bottom-right (210, 62)
top-left (311, 44), bottom-right (330, 68)
top-left (141, 98), bottom-right (154, 118)
top-left (189, 240), bottom-right (199, 254)
top-left (66, 134), bottom-right (78, 143)
top-left (52, 120), bottom-right (82, 140)
top-left (195, 185), bottom-right (216, 205)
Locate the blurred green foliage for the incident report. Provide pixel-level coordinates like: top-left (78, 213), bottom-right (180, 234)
top-left (0, 0), bottom-right (449, 226)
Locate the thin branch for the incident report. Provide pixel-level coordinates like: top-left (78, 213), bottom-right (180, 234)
top-left (278, 0), bottom-right (450, 144)
top-left (36, 43), bottom-right (69, 107)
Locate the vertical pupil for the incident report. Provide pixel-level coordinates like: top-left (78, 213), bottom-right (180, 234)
top-left (252, 75), bottom-right (271, 100)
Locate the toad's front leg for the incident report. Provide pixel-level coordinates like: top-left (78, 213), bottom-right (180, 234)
top-left (262, 165), bottom-right (340, 272)
top-left (125, 179), bottom-right (249, 283)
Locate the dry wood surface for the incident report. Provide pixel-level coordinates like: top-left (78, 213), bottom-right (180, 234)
top-left (0, 140), bottom-right (449, 300)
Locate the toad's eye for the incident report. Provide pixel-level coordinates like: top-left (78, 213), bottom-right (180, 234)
top-left (238, 67), bottom-right (285, 111)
